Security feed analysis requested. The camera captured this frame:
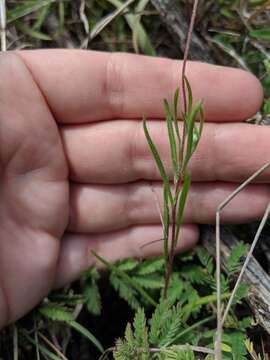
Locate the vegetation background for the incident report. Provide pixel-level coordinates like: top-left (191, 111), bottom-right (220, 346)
top-left (0, 0), bottom-right (270, 359)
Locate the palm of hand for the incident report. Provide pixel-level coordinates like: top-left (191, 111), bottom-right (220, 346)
top-left (0, 54), bottom-right (69, 327)
top-left (0, 50), bottom-right (268, 330)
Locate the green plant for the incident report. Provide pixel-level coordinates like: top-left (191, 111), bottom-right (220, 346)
top-left (143, 0), bottom-right (203, 299)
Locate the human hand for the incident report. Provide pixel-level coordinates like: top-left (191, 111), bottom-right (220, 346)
top-left (0, 50), bottom-right (269, 329)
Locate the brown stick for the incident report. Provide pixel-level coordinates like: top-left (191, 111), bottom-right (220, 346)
top-left (150, 0), bottom-right (214, 63)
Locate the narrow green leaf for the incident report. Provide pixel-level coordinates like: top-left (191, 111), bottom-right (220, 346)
top-left (106, 0), bottom-right (156, 55)
top-left (33, 4), bottom-right (51, 30)
top-left (249, 28), bottom-right (270, 41)
top-left (69, 320), bottom-right (104, 353)
top-left (192, 103), bottom-right (204, 153)
top-left (173, 87), bottom-right (181, 144)
top-left (175, 173), bottom-right (192, 245)
top-left (15, 20), bottom-right (52, 40)
top-left (183, 76), bottom-right (193, 116)
top-left (143, 115), bottom-right (173, 205)
top-left (164, 99), bottom-right (178, 177)
top-left (57, 1), bottom-right (65, 36)
top-left (7, 0), bottom-right (55, 23)
top-left (183, 100), bottom-right (203, 170)
top-left (132, 0), bottom-right (151, 54)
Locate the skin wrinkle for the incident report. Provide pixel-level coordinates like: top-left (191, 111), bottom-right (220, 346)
top-left (124, 182), bottom-right (134, 227)
top-left (17, 52), bottom-right (58, 126)
top-left (209, 124), bottom-right (219, 182)
top-left (105, 53), bottom-right (125, 119)
top-left (128, 181), bottom-right (149, 226)
top-left (129, 120), bottom-right (143, 182)
top-left (8, 53), bottom-right (67, 181)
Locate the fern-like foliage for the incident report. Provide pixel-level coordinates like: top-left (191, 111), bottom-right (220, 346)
top-left (223, 331), bottom-right (247, 360)
top-left (113, 304), bottom-right (196, 360)
top-left (110, 242), bottom-right (254, 359)
top-left (109, 257), bottom-right (165, 310)
top-left (226, 241), bottom-right (248, 277)
top-left (82, 267), bottom-right (102, 316)
top-left (38, 303), bottom-right (74, 322)
top-left (114, 308), bottom-right (150, 360)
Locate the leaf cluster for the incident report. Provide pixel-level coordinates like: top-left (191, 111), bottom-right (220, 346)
top-left (113, 303), bottom-right (197, 360)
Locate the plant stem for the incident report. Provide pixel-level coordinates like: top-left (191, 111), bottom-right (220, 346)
top-left (181, 0), bottom-right (199, 115)
top-left (180, 0), bottom-right (200, 163)
top-left (163, 0), bottom-right (200, 299)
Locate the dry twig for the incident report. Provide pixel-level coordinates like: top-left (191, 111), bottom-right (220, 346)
top-left (0, 0), bottom-right (6, 51)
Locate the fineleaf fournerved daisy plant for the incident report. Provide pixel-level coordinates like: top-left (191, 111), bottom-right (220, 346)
top-left (143, 0), bottom-right (203, 303)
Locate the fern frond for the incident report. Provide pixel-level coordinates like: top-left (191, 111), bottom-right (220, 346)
top-left (82, 267), bottom-right (102, 315)
top-left (134, 308), bottom-right (147, 347)
top-left (159, 305), bottom-right (183, 347)
top-left (38, 303), bottom-right (74, 322)
top-left (223, 331), bottom-right (247, 360)
top-left (196, 247), bottom-right (214, 275)
top-left (110, 273), bottom-right (140, 310)
top-left (231, 283), bottom-right (249, 305)
top-left (136, 258), bottom-right (165, 276)
top-left (116, 258), bottom-right (140, 272)
top-left (114, 310), bottom-right (150, 360)
top-left (181, 265), bottom-right (209, 285)
top-left (84, 283), bottom-right (101, 316)
top-left (134, 308), bottom-right (150, 359)
top-left (166, 274), bottom-right (184, 304)
top-left (226, 242), bottom-right (248, 276)
top-left (133, 275), bottom-right (164, 290)
top-left (149, 300), bottom-right (171, 345)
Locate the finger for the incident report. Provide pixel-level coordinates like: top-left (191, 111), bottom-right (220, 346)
top-left (19, 50), bottom-right (263, 123)
top-left (61, 120), bottom-right (270, 184)
top-left (54, 224), bottom-right (198, 288)
top-left (68, 182), bottom-right (270, 233)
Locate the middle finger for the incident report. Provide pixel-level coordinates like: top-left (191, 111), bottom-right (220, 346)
top-left (61, 120), bottom-right (270, 184)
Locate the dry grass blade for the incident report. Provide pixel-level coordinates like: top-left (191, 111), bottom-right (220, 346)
top-left (0, 0), bottom-right (6, 51)
top-left (38, 332), bottom-right (69, 360)
top-left (152, 345), bottom-right (215, 355)
top-left (215, 159), bottom-right (270, 359)
top-left (90, 0), bottom-right (136, 40)
top-left (79, 0), bottom-right (89, 35)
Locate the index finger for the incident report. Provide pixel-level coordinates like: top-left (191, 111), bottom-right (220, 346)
top-left (19, 50), bottom-right (263, 124)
